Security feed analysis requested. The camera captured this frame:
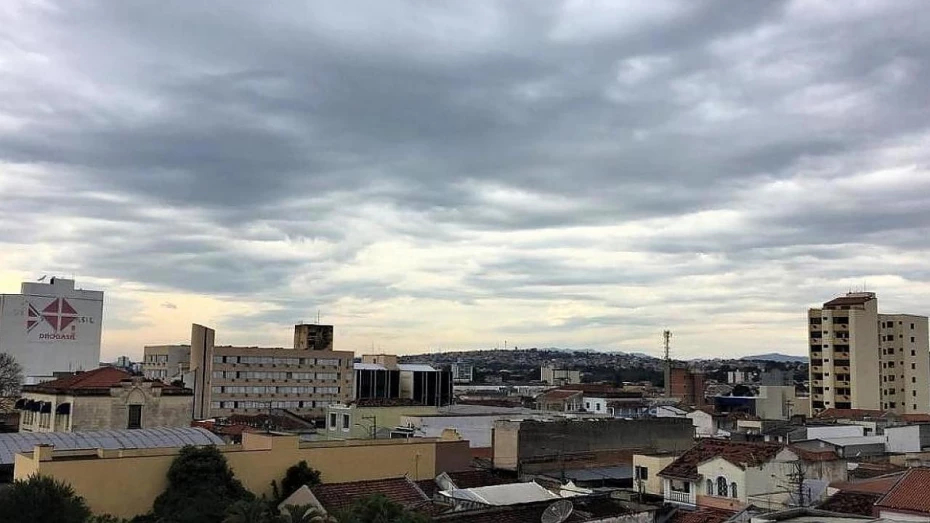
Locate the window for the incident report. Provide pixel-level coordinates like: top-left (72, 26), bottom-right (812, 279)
top-left (717, 477), bottom-right (728, 497)
top-left (595, 403), bottom-right (601, 412)
top-left (913, 350), bottom-right (917, 357)
top-left (914, 390), bottom-right (917, 397)
top-left (913, 364), bottom-right (917, 370)
top-left (915, 404), bottom-right (919, 410)
top-left (128, 405), bottom-right (142, 430)
top-left (342, 414), bottom-right (350, 430)
top-left (912, 323), bottom-right (916, 329)
top-left (913, 377), bottom-right (918, 383)
top-left (585, 402), bottom-right (590, 410)
top-left (635, 466), bottom-right (648, 480)
top-left (731, 482), bottom-right (738, 499)
top-left (706, 480), bottom-right (713, 496)
top-left (890, 402), bottom-right (897, 408)
top-left (329, 413), bottom-right (337, 430)
top-left (911, 337), bottom-right (916, 343)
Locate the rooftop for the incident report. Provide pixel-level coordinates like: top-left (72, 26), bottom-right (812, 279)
top-left (667, 507), bottom-right (735, 523)
top-left (22, 367), bottom-right (190, 396)
top-left (817, 491), bottom-right (882, 516)
top-left (309, 477), bottom-right (428, 513)
top-left (815, 408), bottom-right (887, 421)
top-left (659, 439), bottom-right (785, 480)
top-left (830, 473), bottom-right (905, 496)
top-left (823, 293), bottom-right (875, 308)
top-left (875, 467), bottom-right (930, 515)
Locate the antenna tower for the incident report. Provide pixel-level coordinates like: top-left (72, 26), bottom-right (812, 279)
top-left (663, 330), bottom-right (672, 362)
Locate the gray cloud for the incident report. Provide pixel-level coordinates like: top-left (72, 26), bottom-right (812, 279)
top-left (2, 0), bottom-right (930, 357)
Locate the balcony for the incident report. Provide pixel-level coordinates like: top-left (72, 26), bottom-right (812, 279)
top-left (836, 366), bottom-right (850, 374)
top-left (834, 352), bottom-right (850, 360)
top-left (667, 490), bottom-right (695, 506)
top-left (811, 366), bottom-right (824, 373)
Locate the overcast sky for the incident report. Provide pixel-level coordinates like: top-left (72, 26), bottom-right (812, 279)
top-left (2, 1), bottom-right (930, 360)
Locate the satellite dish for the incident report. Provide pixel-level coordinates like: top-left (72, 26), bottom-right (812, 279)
top-left (541, 499), bottom-right (573, 523)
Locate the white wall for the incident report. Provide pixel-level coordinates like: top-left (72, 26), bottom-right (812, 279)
top-left (583, 396), bottom-right (608, 414)
top-left (886, 425), bottom-right (921, 453)
top-left (0, 279), bottom-right (103, 380)
top-left (807, 425), bottom-right (864, 440)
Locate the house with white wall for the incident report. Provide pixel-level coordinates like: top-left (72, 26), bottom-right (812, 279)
top-left (687, 409), bottom-right (730, 439)
top-left (886, 423), bottom-right (930, 453)
top-left (658, 440), bottom-right (805, 511)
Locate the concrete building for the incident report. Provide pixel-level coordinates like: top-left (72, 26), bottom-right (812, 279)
top-left (142, 344), bottom-right (191, 382)
top-left (632, 452), bottom-right (680, 496)
top-left (809, 292), bottom-right (930, 414)
top-left (885, 423), bottom-right (930, 453)
top-left (292, 323), bottom-right (334, 351)
top-left (492, 417), bottom-right (694, 475)
top-left (324, 402), bottom-right (439, 439)
top-left (540, 364), bottom-right (581, 385)
top-left (13, 431), bottom-right (472, 519)
top-left (15, 367), bottom-right (192, 432)
top-left (0, 278), bottom-right (103, 383)
top-left (184, 323), bottom-right (354, 419)
top-left (451, 361), bottom-right (474, 383)
top-left (354, 354), bottom-right (452, 407)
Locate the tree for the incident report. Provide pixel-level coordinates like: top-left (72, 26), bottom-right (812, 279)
top-left (273, 461), bottom-right (322, 503)
top-left (0, 474), bottom-right (91, 523)
top-left (279, 505), bottom-right (336, 523)
top-left (0, 353), bottom-right (22, 409)
top-left (152, 445), bottom-right (253, 523)
top-left (87, 516), bottom-right (130, 523)
top-left (223, 499), bottom-right (274, 523)
top-left (335, 495), bottom-right (429, 523)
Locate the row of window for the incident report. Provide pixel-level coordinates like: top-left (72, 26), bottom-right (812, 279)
top-left (212, 356), bottom-right (345, 366)
top-left (211, 386), bottom-right (340, 394)
top-left (144, 354), bottom-right (170, 363)
top-left (882, 321), bottom-right (917, 329)
top-left (328, 413), bottom-right (351, 431)
top-left (706, 477), bottom-right (738, 499)
top-left (210, 400), bottom-right (336, 409)
top-left (211, 371), bottom-right (341, 381)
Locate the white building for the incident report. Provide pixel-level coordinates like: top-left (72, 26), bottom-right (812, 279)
top-left (540, 364), bottom-right (581, 385)
top-left (0, 278), bottom-right (103, 383)
top-left (451, 361), bottom-right (474, 383)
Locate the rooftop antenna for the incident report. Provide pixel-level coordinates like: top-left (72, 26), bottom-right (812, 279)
top-left (316, 310), bottom-right (321, 324)
top-left (663, 330), bottom-right (672, 363)
top-left (37, 275), bottom-right (47, 282)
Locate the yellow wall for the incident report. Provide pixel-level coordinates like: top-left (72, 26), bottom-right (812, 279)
top-left (14, 433), bottom-right (468, 519)
top-left (632, 454), bottom-right (677, 496)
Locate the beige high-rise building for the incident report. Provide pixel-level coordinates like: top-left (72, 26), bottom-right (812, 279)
top-left (809, 292), bottom-right (929, 415)
top-left (144, 324), bottom-right (354, 420)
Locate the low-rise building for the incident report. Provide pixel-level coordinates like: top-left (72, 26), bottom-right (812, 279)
top-left (323, 401), bottom-right (439, 439)
top-left (142, 344), bottom-right (190, 382)
top-left (633, 452), bottom-right (680, 496)
top-left (16, 367), bottom-right (193, 432)
top-left (540, 364), bottom-right (581, 385)
top-left (874, 467), bottom-right (930, 520)
top-left (534, 389), bottom-right (583, 412)
top-left (451, 361), bottom-right (474, 383)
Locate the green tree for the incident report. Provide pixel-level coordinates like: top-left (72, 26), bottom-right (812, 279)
top-left (0, 475), bottom-right (91, 523)
top-left (273, 461), bottom-right (322, 502)
top-left (279, 504), bottom-right (336, 523)
top-left (336, 495), bottom-right (429, 523)
top-left (87, 516), bottom-right (130, 523)
top-left (223, 499), bottom-right (274, 523)
top-left (152, 445), bottom-right (253, 523)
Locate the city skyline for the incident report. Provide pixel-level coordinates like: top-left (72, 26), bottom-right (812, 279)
top-left (3, 1), bottom-right (930, 359)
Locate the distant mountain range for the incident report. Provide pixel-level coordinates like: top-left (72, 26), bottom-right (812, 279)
top-left (740, 353), bottom-right (808, 363)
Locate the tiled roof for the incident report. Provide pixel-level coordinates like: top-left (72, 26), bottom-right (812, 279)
top-left (875, 468), bottom-right (930, 515)
top-left (831, 472), bottom-right (905, 495)
top-left (818, 491), bottom-right (882, 516)
top-left (790, 445), bottom-right (839, 462)
top-left (537, 390), bottom-right (583, 401)
top-left (849, 462), bottom-right (907, 480)
top-left (659, 439), bottom-right (784, 480)
top-left (667, 507), bottom-right (735, 523)
top-left (310, 477), bottom-right (428, 513)
top-left (22, 367), bottom-right (189, 395)
top-left (823, 295), bottom-right (873, 307)
top-left (899, 414), bottom-right (930, 423)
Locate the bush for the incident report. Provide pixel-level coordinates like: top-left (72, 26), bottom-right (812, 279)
top-left (0, 475), bottom-right (91, 523)
top-left (273, 461), bottom-right (322, 503)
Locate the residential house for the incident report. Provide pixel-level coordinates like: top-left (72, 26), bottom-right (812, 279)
top-left (16, 367), bottom-right (193, 432)
top-left (535, 389), bottom-right (583, 412)
top-left (687, 408), bottom-right (730, 439)
top-left (632, 452), bottom-right (680, 496)
top-left (873, 467), bottom-right (930, 520)
top-left (885, 423), bottom-right (930, 453)
top-left (658, 440), bottom-right (803, 511)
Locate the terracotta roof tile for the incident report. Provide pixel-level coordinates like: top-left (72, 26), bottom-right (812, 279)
top-left (815, 408), bottom-right (886, 420)
top-left (875, 467), bottom-right (930, 515)
top-left (537, 390), bottom-right (583, 401)
top-left (831, 472), bottom-right (905, 495)
top-left (818, 491), bottom-right (882, 516)
top-left (849, 462), bottom-right (907, 480)
top-left (790, 445), bottom-right (840, 462)
top-left (310, 477), bottom-right (428, 513)
top-left (659, 440), bottom-right (784, 480)
top-left (668, 507), bottom-right (735, 523)
top-left (823, 295), bottom-right (874, 307)
top-left (22, 367), bottom-right (189, 395)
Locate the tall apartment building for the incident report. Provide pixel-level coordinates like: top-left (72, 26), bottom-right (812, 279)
top-left (145, 323), bottom-right (354, 420)
top-left (809, 292), bottom-right (929, 414)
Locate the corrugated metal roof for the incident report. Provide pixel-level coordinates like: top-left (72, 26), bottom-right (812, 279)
top-left (440, 482), bottom-right (559, 506)
top-left (0, 427), bottom-right (225, 465)
top-left (353, 363), bottom-right (387, 371)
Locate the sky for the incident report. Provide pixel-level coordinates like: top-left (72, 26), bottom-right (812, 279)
top-left (2, 0), bottom-right (930, 361)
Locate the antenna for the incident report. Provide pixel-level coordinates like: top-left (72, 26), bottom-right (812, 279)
top-left (316, 310), bottom-right (321, 324)
top-left (663, 330), bottom-right (672, 362)
top-left (541, 500), bottom-right (573, 523)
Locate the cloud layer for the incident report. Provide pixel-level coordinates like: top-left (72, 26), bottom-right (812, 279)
top-left (2, 0), bottom-right (930, 359)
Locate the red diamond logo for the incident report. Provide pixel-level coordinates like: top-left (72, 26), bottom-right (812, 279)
top-left (38, 298), bottom-right (79, 333)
